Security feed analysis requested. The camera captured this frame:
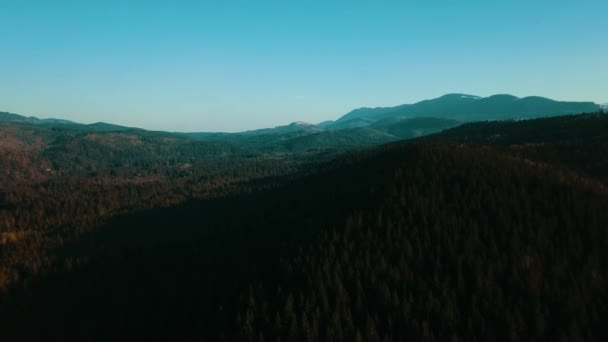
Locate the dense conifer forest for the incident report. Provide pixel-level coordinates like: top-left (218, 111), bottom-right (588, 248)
top-left (1, 113), bottom-right (607, 341)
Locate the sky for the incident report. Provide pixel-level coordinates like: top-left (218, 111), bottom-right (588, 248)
top-left (1, 1), bottom-right (607, 132)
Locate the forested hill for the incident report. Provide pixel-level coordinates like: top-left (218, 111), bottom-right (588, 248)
top-left (1, 113), bottom-right (607, 341)
top-left (421, 112), bottom-right (608, 183)
top-left (337, 94), bottom-right (600, 123)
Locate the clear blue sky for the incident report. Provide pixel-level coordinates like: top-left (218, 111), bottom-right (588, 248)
top-left (1, 1), bottom-right (606, 132)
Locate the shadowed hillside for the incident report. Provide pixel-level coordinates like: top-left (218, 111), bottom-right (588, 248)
top-left (1, 113), bottom-right (607, 341)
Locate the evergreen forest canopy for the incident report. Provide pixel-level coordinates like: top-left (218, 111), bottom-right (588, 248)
top-left (0, 94), bottom-right (607, 341)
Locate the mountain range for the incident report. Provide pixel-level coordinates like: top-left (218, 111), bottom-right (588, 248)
top-left (334, 93), bottom-right (599, 123)
top-left (1, 94), bottom-right (601, 148)
top-left (189, 93), bottom-right (599, 135)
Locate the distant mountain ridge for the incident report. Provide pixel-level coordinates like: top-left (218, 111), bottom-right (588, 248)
top-left (337, 93), bottom-right (600, 123)
top-left (229, 93), bottom-right (599, 143)
top-left (0, 111), bottom-right (135, 132)
top-left (0, 111), bottom-right (76, 125)
top-left (240, 121), bottom-right (323, 136)
top-left (2, 94), bottom-right (602, 147)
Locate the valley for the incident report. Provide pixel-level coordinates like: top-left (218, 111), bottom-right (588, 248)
top-left (1, 98), bottom-right (607, 340)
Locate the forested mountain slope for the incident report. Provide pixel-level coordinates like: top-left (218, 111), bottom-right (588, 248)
top-left (1, 113), bottom-right (607, 341)
top-left (338, 94), bottom-right (600, 123)
top-left (425, 113), bottom-right (608, 183)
